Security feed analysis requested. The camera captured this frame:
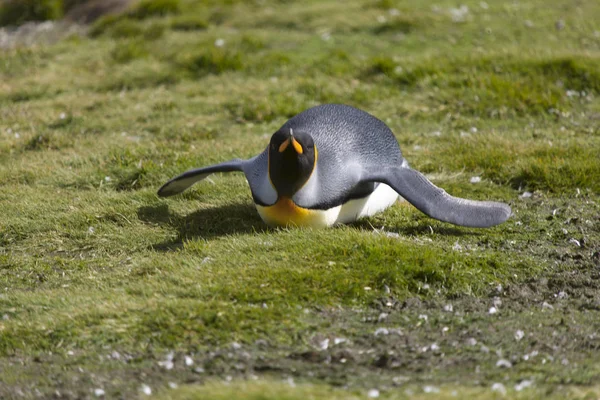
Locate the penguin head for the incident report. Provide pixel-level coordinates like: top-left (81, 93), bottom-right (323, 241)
top-left (268, 128), bottom-right (317, 197)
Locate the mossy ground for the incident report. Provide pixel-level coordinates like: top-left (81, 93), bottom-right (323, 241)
top-left (1, 0), bottom-right (600, 398)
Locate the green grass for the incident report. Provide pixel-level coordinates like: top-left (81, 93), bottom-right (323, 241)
top-left (157, 381), bottom-right (600, 400)
top-left (0, 0), bottom-right (63, 27)
top-left (1, 0), bottom-right (600, 398)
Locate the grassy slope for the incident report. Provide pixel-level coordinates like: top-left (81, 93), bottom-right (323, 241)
top-left (1, 0), bottom-right (600, 398)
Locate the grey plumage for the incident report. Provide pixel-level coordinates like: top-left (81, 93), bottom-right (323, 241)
top-left (158, 104), bottom-right (511, 228)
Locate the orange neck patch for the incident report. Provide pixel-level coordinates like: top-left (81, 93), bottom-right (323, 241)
top-left (256, 196), bottom-right (322, 227)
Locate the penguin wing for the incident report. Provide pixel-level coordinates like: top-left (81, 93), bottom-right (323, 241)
top-left (157, 159), bottom-right (247, 197)
top-left (157, 152), bottom-right (278, 205)
top-left (360, 165), bottom-right (511, 228)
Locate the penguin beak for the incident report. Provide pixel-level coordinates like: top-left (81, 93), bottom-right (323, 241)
top-left (278, 130), bottom-right (303, 154)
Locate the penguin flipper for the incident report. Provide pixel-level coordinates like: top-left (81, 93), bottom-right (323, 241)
top-left (362, 166), bottom-right (511, 228)
top-left (157, 159), bottom-right (246, 197)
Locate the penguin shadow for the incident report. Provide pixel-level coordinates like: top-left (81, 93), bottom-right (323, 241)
top-left (138, 202), bottom-right (266, 251)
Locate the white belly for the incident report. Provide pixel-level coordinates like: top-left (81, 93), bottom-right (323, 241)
top-left (335, 183), bottom-right (399, 225)
top-left (255, 184), bottom-right (399, 228)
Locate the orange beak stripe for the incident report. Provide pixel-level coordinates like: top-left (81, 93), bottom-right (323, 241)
top-left (278, 138), bottom-right (290, 153)
top-left (278, 137), bottom-right (304, 154)
top-left (291, 137), bottom-right (303, 154)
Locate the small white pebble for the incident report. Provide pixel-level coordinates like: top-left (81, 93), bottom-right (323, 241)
top-left (368, 389), bottom-right (380, 398)
top-left (158, 360), bottom-right (174, 370)
top-left (569, 238), bottom-right (581, 247)
top-left (491, 383), bottom-right (506, 394)
top-left (140, 384), bottom-right (152, 396)
top-left (520, 191), bottom-right (532, 198)
top-left (566, 89), bottom-right (580, 98)
top-left (450, 5), bottom-right (469, 22)
top-left (542, 302), bottom-right (554, 310)
top-left (318, 338), bottom-right (329, 350)
top-left (418, 314), bottom-right (428, 321)
top-left (430, 343), bottom-right (440, 351)
top-left (489, 306), bottom-right (498, 315)
top-left (104, 176), bottom-right (111, 182)
top-left (231, 342), bottom-right (242, 350)
top-left (94, 388), bottom-right (105, 397)
top-left (515, 330), bottom-right (525, 341)
top-left (470, 176), bottom-right (481, 183)
top-left (59, 112), bottom-right (67, 119)
top-left (185, 356), bottom-right (194, 366)
top-left (334, 337), bottom-right (347, 345)
top-left (423, 385), bottom-right (440, 394)
top-left (470, 127), bottom-right (478, 133)
top-left (214, 38), bottom-right (225, 47)
top-left (443, 304), bottom-right (453, 312)
top-left (496, 359), bottom-right (512, 368)
top-left (374, 328), bottom-right (389, 336)
top-left (515, 380), bottom-right (533, 391)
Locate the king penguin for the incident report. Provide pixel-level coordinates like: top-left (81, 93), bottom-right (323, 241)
top-left (158, 104), bottom-right (511, 228)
